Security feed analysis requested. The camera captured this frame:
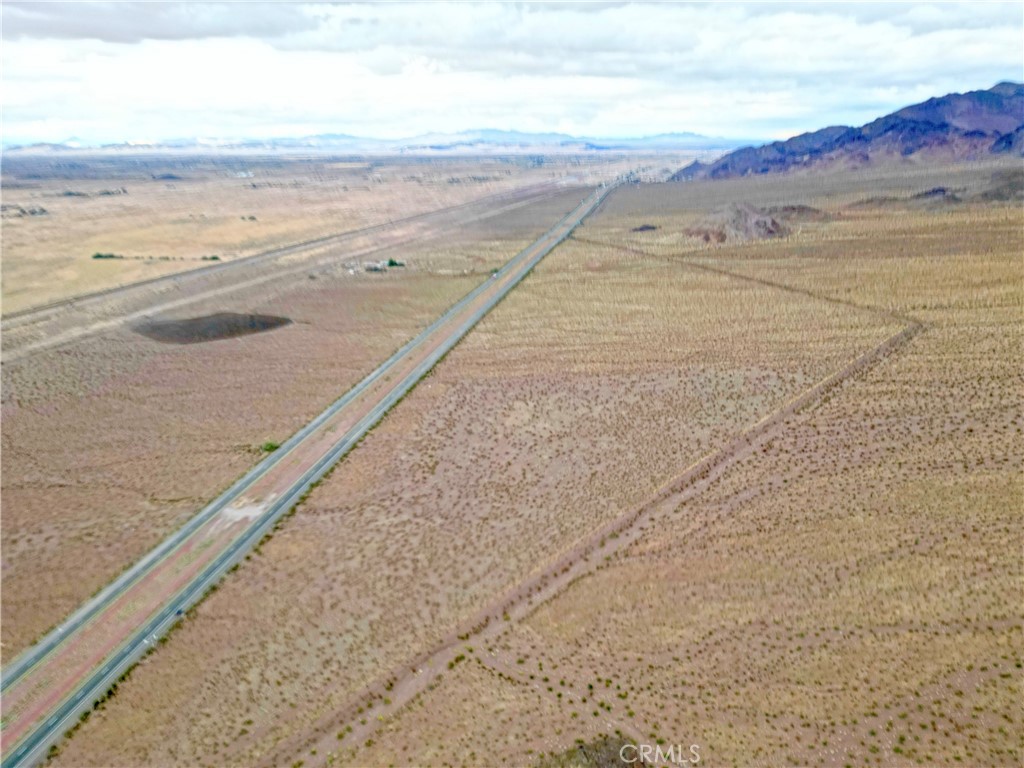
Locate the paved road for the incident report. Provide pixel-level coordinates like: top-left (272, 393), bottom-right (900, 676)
top-left (2, 181), bottom-right (563, 323)
top-left (0, 181), bottom-right (570, 363)
top-left (0, 178), bottom-right (622, 768)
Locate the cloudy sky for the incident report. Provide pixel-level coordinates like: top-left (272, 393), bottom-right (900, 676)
top-left (2, 1), bottom-right (1021, 145)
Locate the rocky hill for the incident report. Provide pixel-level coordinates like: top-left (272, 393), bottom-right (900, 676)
top-left (673, 82), bottom-right (1024, 181)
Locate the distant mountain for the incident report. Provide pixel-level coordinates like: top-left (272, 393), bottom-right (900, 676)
top-left (672, 82), bottom-right (1024, 181)
top-left (5, 129), bottom-right (750, 155)
top-left (391, 129), bottom-right (747, 152)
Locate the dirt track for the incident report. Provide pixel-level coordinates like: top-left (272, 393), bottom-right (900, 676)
top-left (1, 183), bottom-right (572, 363)
top-left (285, 264), bottom-right (926, 766)
top-left (0, 183), bottom-right (614, 768)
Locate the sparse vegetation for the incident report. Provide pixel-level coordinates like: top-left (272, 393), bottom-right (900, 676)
top-left (1, 154), bottom-right (586, 313)
top-left (20, 159), bottom-right (1020, 768)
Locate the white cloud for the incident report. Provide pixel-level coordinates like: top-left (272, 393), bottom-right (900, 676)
top-left (1, 1), bottom-right (316, 42)
top-left (1, 1), bottom-right (1021, 144)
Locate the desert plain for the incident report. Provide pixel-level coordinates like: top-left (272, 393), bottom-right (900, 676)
top-left (1, 153), bottom-right (1020, 768)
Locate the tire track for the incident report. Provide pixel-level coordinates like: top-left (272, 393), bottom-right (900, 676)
top-left (1, 182), bottom-right (620, 768)
top-left (292, 288), bottom-right (924, 767)
top-left (1, 184), bottom-right (570, 363)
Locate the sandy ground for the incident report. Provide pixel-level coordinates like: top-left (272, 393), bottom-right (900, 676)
top-left (338, 179), bottom-right (1023, 768)
top-left (1, 154), bottom-right (628, 313)
top-left (26, 160), bottom-right (1022, 768)
top-left (351, 312), bottom-right (1021, 768)
top-left (45, 176), bottom-right (911, 766)
top-left (0, 186), bottom-right (588, 658)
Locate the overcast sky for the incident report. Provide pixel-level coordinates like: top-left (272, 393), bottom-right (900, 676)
top-left (2, 1), bottom-right (1021, 145)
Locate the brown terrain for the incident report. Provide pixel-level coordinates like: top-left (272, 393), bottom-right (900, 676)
top-left (0, 154), bottom-right (627, 314)
top-left (38, 157), bottom-right (1021, 767)
top-left (0, 176), bottom-right (595, 659)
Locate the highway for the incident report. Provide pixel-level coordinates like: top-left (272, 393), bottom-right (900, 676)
top-left (1, 183), bottom-right (568, 693)
top-left (0, 177), bottom-right (623, 768)
top-left (0, 181), bottom-right (571, 363)
top-left (1, 180), bottom-right (563, 324)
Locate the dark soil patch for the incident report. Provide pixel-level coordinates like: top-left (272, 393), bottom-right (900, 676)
top-left (911, 186), bottom-right (963, 203)
top-left (134, 312), bottom-right (292, 344)
top-left (913, 186), bottom-right (955, 199)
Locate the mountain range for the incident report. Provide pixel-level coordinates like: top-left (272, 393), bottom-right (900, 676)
top-left (4, 129), bottom-right (751, 155)
top-left (672, 82), bottom-right (1024, 181)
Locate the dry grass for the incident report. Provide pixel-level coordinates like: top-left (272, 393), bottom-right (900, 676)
top-left (1, 154), bottom-right (611, 313)
top-left (323, 171), bottom-right (1022, 768)
top-left (33, 160), bottom-right (1022, 768)
top-left (47, 181), bottom-right (905, 766)
top-left (0, 271), bottom-right (477, 657)
top-left (352, 662), bottom-right (621, 768)
top-left (0, 184), bottom-right (594, 658)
